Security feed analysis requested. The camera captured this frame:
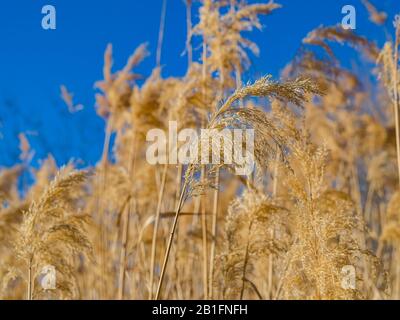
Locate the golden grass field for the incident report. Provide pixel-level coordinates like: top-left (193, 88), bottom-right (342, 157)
top-left (1, 0), bottom-right (400, 300)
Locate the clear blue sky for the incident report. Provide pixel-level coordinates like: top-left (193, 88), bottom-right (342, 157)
top-left (0, 0), bottom-right (398, 168)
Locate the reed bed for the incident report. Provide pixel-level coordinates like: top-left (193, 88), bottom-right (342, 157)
top-left (1, 0), bottom-right (400, 300)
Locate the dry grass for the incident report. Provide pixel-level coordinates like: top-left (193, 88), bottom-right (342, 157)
top-left (1, 0), bottom-right (400, 300)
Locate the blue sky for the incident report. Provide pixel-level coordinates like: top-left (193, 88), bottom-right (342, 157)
top-left (0, 0), bottom-right (399, 168)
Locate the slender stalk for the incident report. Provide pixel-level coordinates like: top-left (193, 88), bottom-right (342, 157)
top-left (149, 164), bottom-right (168, 299)
top-left (156, 0), bottom-right (168, 68)
top-left (397, 254), bottom-right (400, 299)
top-left (98, 119), bottom-right (113, 298)
top-left (200, 166), bottom-right (209, 299)
top-left (274, 247), bottom-right (295, 300)
top-left (185, 0), bottom-right (193, 67)
top-left (117, 204), bottom-right (131, 299)
top-left (392, 23), bottom-right (400, 300)
top-left (268, 149), bottom-right (280, 299)
top-left (208, 169), bottom-right (219, 298)
top-left (175, 165), bottom-right (183, 207)
top-left (364, 182), bottom-right (375, 225)
top-left (117, 133), bottom-right (138, 300)
top-left (101, 120), bottom-right (112, 166)
top-left (155, 180), bottom-right (188, 300)
top-left (115, 195), bottom-right (132, 299)
top-left (272, 150), bottom-right (280, 197)
top-left (190, 180), bottom-right (202, 297)
top-left (267, 229), bottom-right (274, 299)
top-left (27, 258), bottom-right (33, 300)
top-left (240, 220), bottom-right (253, 300)
top-left (199, 36), bottom-right (209, 300)
top-left (244, 278), bottom-right (263, 299)
top-left (393, 27), bottom-right (400, 186)
top-left (174, 164), bottom-right (184, 298)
